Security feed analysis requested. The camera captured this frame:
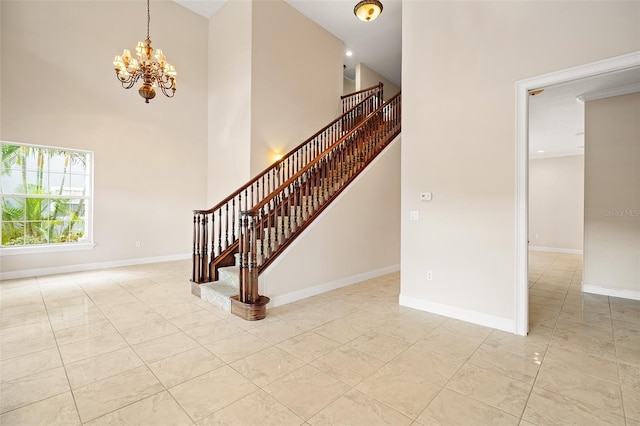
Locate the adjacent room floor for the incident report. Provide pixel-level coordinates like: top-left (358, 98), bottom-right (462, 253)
top-left (0, 252), bottom-right (638, 425)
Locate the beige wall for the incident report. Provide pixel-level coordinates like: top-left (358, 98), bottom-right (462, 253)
top-left (401, 1), bottom-right (639, 330)
top-left (207, 0), bottom-right (253, 206)
top-left (250, 1), bottom-right (343, 176)
top-left (206, 0), bottom-right (344, 198)
top-left (356, 63), bottom-right (400, 102)
top-left (343, 78), bottom-right (356, 96)
top-left (584, 92), bottom-right (640, 297)
top-left (262, 137), bottom-right (401, 303)
top-left (529, 155), bottom-right (584, 252)
top-left (0, 1), bottom-right (208, 276)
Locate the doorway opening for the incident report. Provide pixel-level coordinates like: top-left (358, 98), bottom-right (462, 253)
top-left (515, 52), bottom-right (640, 336)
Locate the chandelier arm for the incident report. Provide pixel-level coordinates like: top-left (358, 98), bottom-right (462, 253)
top-left (117, 71), bottom-right (144, 89)
top-left (156, 74), bottom-right (173, 89)
top-left (158, 85), bottom-right (176, 98)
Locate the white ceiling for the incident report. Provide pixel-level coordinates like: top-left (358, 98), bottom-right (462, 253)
top-left (529, 67), bottom-right (640, 159)
top-left (285, 0), bottom-right (401, 85)
top-left (173, 0), bottom-right (402, 85)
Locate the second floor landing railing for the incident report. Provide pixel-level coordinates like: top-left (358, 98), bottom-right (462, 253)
top-left (340, 82), bottom-right (383, 114)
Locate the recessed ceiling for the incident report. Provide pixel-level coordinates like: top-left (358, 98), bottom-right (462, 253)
top-left (529, 67), bottom-right (640, 159)
top-left (173, 0), bottom-right (402, 86)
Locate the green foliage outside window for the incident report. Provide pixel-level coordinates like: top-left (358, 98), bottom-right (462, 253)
top-left (1, 143), bottom-right (91, 247)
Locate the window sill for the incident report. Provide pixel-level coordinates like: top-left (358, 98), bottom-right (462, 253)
top-left (0, 242), bottom-right (95, 256)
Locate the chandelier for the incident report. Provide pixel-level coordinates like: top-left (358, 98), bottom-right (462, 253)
top-left (113, 0), bottom-right (176, 103)
top-left (354, 0), bottom-right (383, 22)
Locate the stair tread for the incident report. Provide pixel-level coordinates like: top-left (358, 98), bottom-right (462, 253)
top-left (218, 266), bottom-right (239, 274)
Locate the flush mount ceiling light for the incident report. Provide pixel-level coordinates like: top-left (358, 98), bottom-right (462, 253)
top-left (354, 0), bottom-right (383, 22)
top-left (113, 0), bottom-right (176, 103)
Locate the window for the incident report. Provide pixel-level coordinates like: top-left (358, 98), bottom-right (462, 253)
top-left (1, 142), bottom-right (93, 252)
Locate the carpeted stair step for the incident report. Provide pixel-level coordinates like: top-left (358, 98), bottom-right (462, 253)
top-left (200, 266), bottom-right (239, 311)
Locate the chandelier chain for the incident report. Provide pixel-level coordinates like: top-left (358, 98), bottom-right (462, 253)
top-left (146, 0), bottom-right (150, 40)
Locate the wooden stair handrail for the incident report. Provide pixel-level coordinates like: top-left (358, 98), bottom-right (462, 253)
top-left (250, 92), bottom-right (400, 215)
top-left (340, 82), bottom-right (383, 100)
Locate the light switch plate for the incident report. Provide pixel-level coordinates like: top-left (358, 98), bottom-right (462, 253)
top-left (420, 192), bottom-right (432, 201)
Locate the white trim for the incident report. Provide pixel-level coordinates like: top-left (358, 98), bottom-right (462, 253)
top-left (267, 264), bottom-right (400, 308)
top-left (515, 77), bottom-right (530, 336)
top-left (0, 242), bottom-right (95, 256)
top-left (515, 51), bottom-right (640, 337)
top-left (399, 294), bottom-right (515, 333)
top-left (529, 246), bottom-right (583, 255)
top-left (582, 283), bottom-right (640, 301)
top-left (578, 82), bottom-right (640, 103)
top-left (0, 253), bottom-right (191, 280)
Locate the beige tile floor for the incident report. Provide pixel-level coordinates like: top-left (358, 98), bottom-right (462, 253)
top-left (0, 252), bottom-right (638, 425)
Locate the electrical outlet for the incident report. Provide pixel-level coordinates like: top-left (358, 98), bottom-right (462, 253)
top-left (426, 271), bottom-right (433, 281)
top-left (135, 241), bottom-right (141, 247)
top-left (409, 211), bottom-right (419, 221)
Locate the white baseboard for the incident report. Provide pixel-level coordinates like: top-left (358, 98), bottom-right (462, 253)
top-left (398, 294), bottom-right (516, 334)
top-left (267, 264), bottom-right (400, 308)
top-left (582, 283), bottom-right (640, 301)
top-left (529, 246), bottom-right (583, 255)
top-left (0, 253), bottom-right (191, 281)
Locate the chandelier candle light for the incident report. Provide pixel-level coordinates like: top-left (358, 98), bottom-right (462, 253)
top-left (113, 0), bottom-right (176, 103)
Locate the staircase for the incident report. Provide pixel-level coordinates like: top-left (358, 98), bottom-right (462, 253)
top-left (192, 83), bottom-right (401, 320)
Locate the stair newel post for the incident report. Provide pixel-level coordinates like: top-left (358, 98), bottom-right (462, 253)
top-left (247, 210), bottom-right (259, 303)
top-left (192, 213), bottom-right (198, 282)
top-left (238, 211), bottom-right (249, 303)
top-left (231, 210), bottom-right (270, 320)
top-left (200, 214), bottom-right (208, 282)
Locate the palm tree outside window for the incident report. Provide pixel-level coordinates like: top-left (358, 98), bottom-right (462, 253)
top-left (1, 142), bottom-right (93, 248)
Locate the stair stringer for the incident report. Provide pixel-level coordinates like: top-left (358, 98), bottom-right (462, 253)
top-left (259, 135), bottom-right (401, 308)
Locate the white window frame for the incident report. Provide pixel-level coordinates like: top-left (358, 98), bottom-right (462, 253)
top-left (0, 141), bottom-right (94, 256)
